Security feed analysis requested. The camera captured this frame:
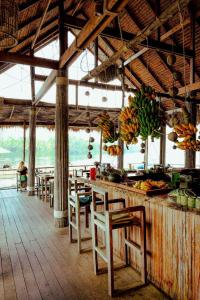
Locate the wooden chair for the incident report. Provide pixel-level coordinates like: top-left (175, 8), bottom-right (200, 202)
top-left (68, 179), bottom-right (92, 253)
top-left (91, 186), bottom-right (147, 297)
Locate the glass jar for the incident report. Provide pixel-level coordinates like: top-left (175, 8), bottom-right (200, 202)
top-left (188, 196), bottom-right (196, 209)
top-left (195, 197), bottom-right (200, 211)
top-left (176, 189), bottom-right (182, 205)
top-left (180, 191), bottom-right (188, 207)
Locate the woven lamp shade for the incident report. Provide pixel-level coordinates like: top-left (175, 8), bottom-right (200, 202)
top-left (0, 0), bottom-right (18, 48)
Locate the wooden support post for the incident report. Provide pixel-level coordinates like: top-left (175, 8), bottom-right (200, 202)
top-left (94, 38), bottom-right (98, 83)
top-left (160, 125), bottom-right (166, 166)
top-left (28, 51), bottom-right (36, 196)
top-left (54, 2), bottom-right (68, 228)
top-left (99, 130), bottom-right (103, 164)
top-left (185, 2), bottom-right (196, 169)
top-left (117, 71), bottom-right (125, 169)
top-left (23, 121), bottom-right (26, 162)
top-left (27, 107), bottom-right (36, 195)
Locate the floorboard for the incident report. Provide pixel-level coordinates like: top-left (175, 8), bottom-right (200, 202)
top-left (0, 189), bottom-right (170, 300)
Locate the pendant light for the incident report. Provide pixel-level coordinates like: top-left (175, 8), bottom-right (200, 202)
top-left (0, 0), bottom-right (18, 48)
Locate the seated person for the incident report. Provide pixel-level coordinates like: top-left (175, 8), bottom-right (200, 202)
top-left (17, 161), bottom-right (28, 191)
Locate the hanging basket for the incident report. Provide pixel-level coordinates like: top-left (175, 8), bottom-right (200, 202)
top-left (98, 64), bottom-right (118, 83)
top-left (0, 0), bottom-right (18, 48)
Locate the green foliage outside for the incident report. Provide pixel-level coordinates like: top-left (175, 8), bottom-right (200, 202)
top-left (0, 130), bottom-right (100, 168)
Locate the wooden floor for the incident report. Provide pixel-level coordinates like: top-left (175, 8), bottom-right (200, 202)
top-left (0, 189), bottom-right (169, 300)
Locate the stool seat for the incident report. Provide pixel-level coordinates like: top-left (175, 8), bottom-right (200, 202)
top-left (79, 195), bottom-right (92, 206)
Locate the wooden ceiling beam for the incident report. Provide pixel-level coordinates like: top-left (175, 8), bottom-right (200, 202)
top-left (64, 14), bottom-right (193, 58)
top-left (1, 98), bottom-right (122, 112)
top-left (82, 0), bottom-right (190, 82)
top-left (59, 0), bottom-right (129, 69)
top-left (123, 5), bottom-right (191, 67)
top-left (98, 14), bottom-right (166, 91)
top-left (178, 82), bottom-right (200, 95)
top-left (0, 52), bottom-right (59, 69)
top-left (0, 26), bottom-right (58, 75)
top-left (35, 0), bottom-right (129, 106)
top-left (19, 0), bottom-right (40, 12)
top-left (143, 0), bottom-right (200, 81)
top-left (33, 70), bottom-right (57, 105)
top-left (31, 0), bottom-right (52, 50)
top-left (34, 74), bottom-right (134, 92)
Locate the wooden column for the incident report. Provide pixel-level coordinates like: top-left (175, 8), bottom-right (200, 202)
top-left (54, 2), bottom-right (68, 227)
top-left (94, 38), bottom-right (98, 83)
top-left (28, 52), bottom-right (36, 196)
top-left (159, 125), bottom-right (166, 166)
top-left (117, 69), bottom-right (125, 169)
top-left (27, 107), bottom-right (36, 195)
top-left (185, 2), bottom-right (196, 168)
top-left (23, 121), bottom-right (26, 162)
top-left (99, 130), bottom-right (103, 164)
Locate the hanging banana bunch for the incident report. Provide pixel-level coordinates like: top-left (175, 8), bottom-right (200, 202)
top-left (97, 111), bottom-right (118, 143)
top-left (129, 85), bottom-right (162, 140)
top-left (119, 105), bottom-right (140, 145)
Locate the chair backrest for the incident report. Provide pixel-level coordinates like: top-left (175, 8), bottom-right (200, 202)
top-left (68, 178), bottom-right (86, 195)
top-left (92, 185), bottom-right (109, 211)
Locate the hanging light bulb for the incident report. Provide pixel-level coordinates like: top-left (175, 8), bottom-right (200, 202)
top-left (102, 96), bottom-right (107, 102)
top-left (85, 128), bottom-right (90, 134)
top-left (85, 90), bottom-right (90, 96)
top-left (0, 0), bottom-right (18, 48)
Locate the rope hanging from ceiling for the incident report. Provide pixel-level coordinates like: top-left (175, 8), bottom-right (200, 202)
top-left (0, 0), bottom-right (18, 48)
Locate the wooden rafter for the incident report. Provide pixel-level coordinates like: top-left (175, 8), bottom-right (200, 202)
top-left (80, 10), bottom-right (140, 89)
top-left (0, 28), bottom-right (58, 75)
top-left (124, 19), bottom-right (191, 66)
top-left (82, 0), bottom-right (190, 82)
top-left (31, 0), bottom-right (52, 49)
top-left (178, 82), bottom-right (200, 95)
top-left (34, 74), bottom-right (133, 92)
top-left (123, 7), bottom-right (172, 90)
top-left (72, 111), bottom-right (87, 124)
top-left (0, 52), bottom-right (59, 69)
top-left (33, 70), bottom-right (57, 105)
top-left (36, 0), bottom-right (129, 106)
top-left (9, 106), bottom-right (15, 120)
top-left (64, 14), bottom-right (193, 57)
top-left (143, 0), bottom-right (200, 81)
top-left (59, 0), bottom-right (129, 69)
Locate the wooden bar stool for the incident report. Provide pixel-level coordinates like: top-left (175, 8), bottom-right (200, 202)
top-left (91, 186), bottom-right (147, 297)
top-left (49, 179), bottom-right (54, 208)
top-left (68, 179), bottom-right (92, 253)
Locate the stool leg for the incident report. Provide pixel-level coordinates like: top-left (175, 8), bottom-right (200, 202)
top-left (91, 209), bottom-right (99, 274)
top-left (140, 210), bottom-right (147, 284)
top-left (85, 206), bottom-right (89, 228)
top-left (105, 214), bottom-right (114, 297)
top-left (124, 227), bottom-right (129, 266)
top-left (76, 200), bottom-right (81, 253)
top-left (68, 201), bottom-right (73, 243)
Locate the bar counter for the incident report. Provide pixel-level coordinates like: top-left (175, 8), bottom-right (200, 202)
top-left (90, 179), bottom-right (200, 300)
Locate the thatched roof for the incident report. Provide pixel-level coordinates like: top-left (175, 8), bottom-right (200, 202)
top-left (0, 98), bottom-right (120, 127)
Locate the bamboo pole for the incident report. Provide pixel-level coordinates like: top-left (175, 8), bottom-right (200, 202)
top-left (28, 51), bottom-right (36, 196)
top-left (185, 2), bottom-right (196, 169)
top-left (23, 121), bottom-right (26, 162)
top-left (27, 107), bottom-right (36, 195)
